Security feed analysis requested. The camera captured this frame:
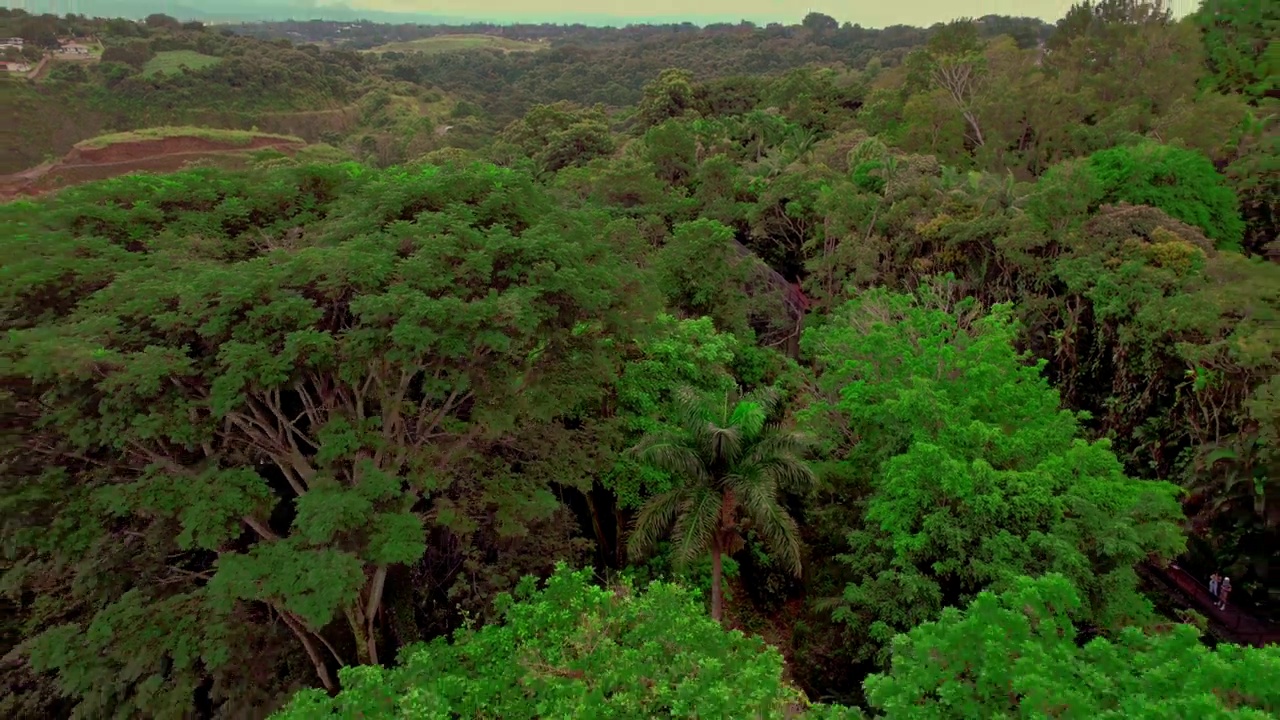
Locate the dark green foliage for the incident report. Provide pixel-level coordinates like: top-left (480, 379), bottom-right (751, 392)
top-left (654, 219), bottom-right (756, 336)
top-left (1, 162), bottom-right (655, 714)
top-left (1193, 0), bottom-right (1279, 100)
top-left (497, 101), bottom-right (615, 174)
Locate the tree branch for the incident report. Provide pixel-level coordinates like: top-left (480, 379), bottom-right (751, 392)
top-left (243, 515), bottom-right (279, 542)
top-left (278, 611), bottom-right (337, 692)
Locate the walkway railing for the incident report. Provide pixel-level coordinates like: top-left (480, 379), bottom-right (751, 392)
top-left (1141, 562), bottom-right (1280, 648)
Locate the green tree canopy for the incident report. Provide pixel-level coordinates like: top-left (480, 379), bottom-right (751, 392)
top-left (497, 101), bottom-right (616, 174)
top-left (2, 161), bottom-right (656, 707)
top-left (1193, 0), bottom-right (1279, 100)
top-left (272, 563), bottom-right (860, 719)
top-left (864, 573), bottom-right (1280, 718)
top-left (605, 314), bottom-right (739, 510)
top-left (654, 219), bottom-right (758, 337)
top-left (802, 283), bottom-right (1186, 663)
top-left (1082, 142), bottom-right (1247, 250)
top-left (635, 68), bottom-right (698, 131)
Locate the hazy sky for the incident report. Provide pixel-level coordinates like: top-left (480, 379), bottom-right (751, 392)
top-left (330, 0), bottom-right (1084, 27)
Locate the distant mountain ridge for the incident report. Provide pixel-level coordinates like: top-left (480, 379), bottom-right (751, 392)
top-left (16, 0), bottom-right (821, 27)
top-left (15, 0), bottom-right (469, 24)
top-left (14, 0), bottom-right (1101, 28)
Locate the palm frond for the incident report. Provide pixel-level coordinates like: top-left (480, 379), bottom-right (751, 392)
top-left (738, 482), bottom-right (804, 577)
top-left (741, 429), bottom-right (815, 494)
top-left (669, 386), bottom-right (729, 463)
top-left (728, 400), bottom-right (767, 440)
top-left (741, 385), bottom-right (782, 418)
top-left (628, 487), bottom-right (687, 559)
top-left (706, 423), bottom-right (745, 467)
top-left (757, 454), bottom-right (816, 494)
top-left (629, 438), bottom-right (711, 487)
top-left (672, 385), bottom-right (710, 427)
top-left (745, 426), bottom-right (812, 464)
top-left (669, 486), bottom-right (722, 570)
top-left (627, 382), bottom-right (813, 581)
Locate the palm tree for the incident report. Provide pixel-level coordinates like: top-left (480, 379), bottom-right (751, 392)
top-left (626, 385), bottom-right (814, 621)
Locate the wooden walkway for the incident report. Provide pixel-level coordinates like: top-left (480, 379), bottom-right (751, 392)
top-left (1141, 562), bottom-right (1280, 648)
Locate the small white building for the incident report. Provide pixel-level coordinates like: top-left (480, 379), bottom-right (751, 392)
top-left (59, 42), bottom-right (90, 55)
top-left (0, 61), bottom-right (31, 73)
top-left (0, 37), bottom-right (23, 49)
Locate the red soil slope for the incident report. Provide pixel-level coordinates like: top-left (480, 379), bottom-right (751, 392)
top-left (0, 135), bottom-right (304, 201)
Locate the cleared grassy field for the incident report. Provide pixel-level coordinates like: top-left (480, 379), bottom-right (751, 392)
top-left (141, 50), bottom-right (222, 77)
top-left (75, 126), bottom-right (303, 149)
top-left (365, 34), bottom-right (547, 54)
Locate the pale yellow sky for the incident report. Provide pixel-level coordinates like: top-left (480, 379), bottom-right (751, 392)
top-left (331, 0), bottom-right (1093, 27)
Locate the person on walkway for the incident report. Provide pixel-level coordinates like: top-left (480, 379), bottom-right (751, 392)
top-left (1218, 577), bottom-right (1231, 609)
top-left (1210, 572), bottom-right (1221, 600)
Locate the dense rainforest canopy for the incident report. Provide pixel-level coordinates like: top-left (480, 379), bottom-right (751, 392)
top-left (1, 0), bottom-right (1278, 717)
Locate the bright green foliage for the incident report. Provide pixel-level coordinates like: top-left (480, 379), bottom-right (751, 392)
top-left (627, 386), bottom-right (814, 620)
top-left (803, 283), bottom-right (1186, 662)
top-left (272, 564), bottom-right (858, 719)
top-left (615, 316), bottom-right (738, 427)
top-left (864, 573), bottom-right (1280, 718)
top-left (608, 314), bottom-right (739, 509)
top-left (1083, 142), bottom-right (1246, 250)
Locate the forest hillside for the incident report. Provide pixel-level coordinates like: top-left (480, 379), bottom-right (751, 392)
top-left (1, 1), bottom-right (1278, 718)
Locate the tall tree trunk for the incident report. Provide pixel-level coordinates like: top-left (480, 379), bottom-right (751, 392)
top-left (787, 313), bottom-right (803, 359)
top-left (345, 604), bottom-right (374, 666)
top-left (585, 490), bottom-right (610, 566)
top-left (710, 544), bottom-right (724, 622)
top-left (364, 565), bottom-right (387, 666)
top-left (614, 503), bottom-right (627, 567)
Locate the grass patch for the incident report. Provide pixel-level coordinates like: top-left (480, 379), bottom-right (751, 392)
top-left (365, 34), bottom-right (547, 55)
top-left (141, 50), bottom-right (222, 77)
top-left (74, 126), bottom-right (304, 149)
